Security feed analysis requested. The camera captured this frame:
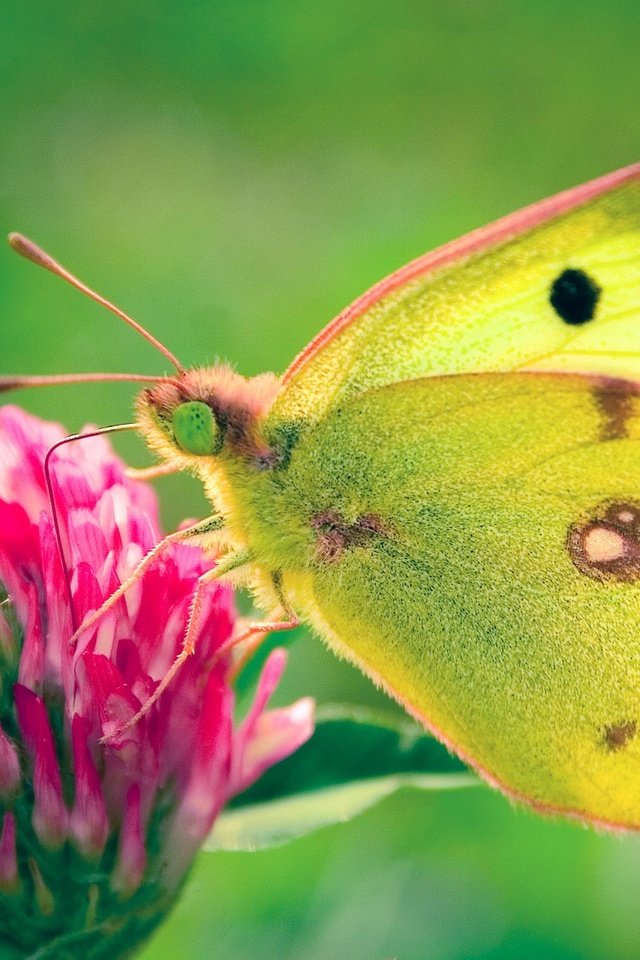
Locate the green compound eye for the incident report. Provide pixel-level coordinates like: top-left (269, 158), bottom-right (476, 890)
top-left (172, 401), bottom-right (219, 456)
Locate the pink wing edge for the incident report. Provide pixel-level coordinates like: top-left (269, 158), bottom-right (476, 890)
top-left (350, 638), bottom-right (640, 833)
top-left (283, 162), bottom-right (640, 385)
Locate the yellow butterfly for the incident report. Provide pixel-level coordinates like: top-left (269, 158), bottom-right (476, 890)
top-left (6, 163), bottom-right (640, 830)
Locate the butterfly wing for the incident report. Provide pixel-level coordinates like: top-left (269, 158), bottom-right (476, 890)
top-left (268, 372), bottom-right (640, 827)
top-left (272, 165), bottom-right (640, 427)
top-left (251, 165), bottom-right (640, 825)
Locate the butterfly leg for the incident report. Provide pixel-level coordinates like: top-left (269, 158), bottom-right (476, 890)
top-left (124, 461), bottom-right (182, 481)
top-left (100, 547), bottom-right (253, 742)
top-left (70, 514), bottom-right (224, 645)
top-left (211, 615), bottom-right (301, 681)
top-left (214, 567), bottom-right (301, 677)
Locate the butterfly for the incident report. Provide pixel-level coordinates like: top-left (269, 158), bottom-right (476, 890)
top-left (5, 163), bottom-right (640, 830)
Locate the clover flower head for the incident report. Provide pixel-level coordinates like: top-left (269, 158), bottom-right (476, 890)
top-left (0, 406), bottom-right (313, 958)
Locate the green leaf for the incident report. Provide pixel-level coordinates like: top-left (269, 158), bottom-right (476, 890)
top-left (206, 706), bottom-right (477, 852)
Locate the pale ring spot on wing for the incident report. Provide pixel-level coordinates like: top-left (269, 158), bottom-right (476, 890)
top-left (567, 501), bottom-right (640, 582)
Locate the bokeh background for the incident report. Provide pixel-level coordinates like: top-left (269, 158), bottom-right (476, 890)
top-left (2, 2), bottom-right (640, 957)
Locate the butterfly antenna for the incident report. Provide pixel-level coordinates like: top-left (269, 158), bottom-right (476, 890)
top-left (44, 423), bottom-right (136, 633)
top-left (0, 372), bottom-right (184, 392)
top-left (8, 233), bottom-right (185, 374)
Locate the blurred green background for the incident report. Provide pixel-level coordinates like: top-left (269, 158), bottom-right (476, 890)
top-left (1, 2), bottom-right (640, 957)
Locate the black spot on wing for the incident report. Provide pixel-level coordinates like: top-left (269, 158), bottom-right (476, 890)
top-left (550, 268), bottom-right (601, 325)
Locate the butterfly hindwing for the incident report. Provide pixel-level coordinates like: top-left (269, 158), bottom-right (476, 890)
top-left (264, 372), bottom-right (640, 827)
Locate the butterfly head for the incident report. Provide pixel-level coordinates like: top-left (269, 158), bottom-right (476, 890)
top-left (136, 364), bottom-right (282, 467)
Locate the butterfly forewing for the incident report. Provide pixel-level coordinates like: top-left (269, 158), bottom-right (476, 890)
top-left (272, 166), bottom-right (640, 428)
